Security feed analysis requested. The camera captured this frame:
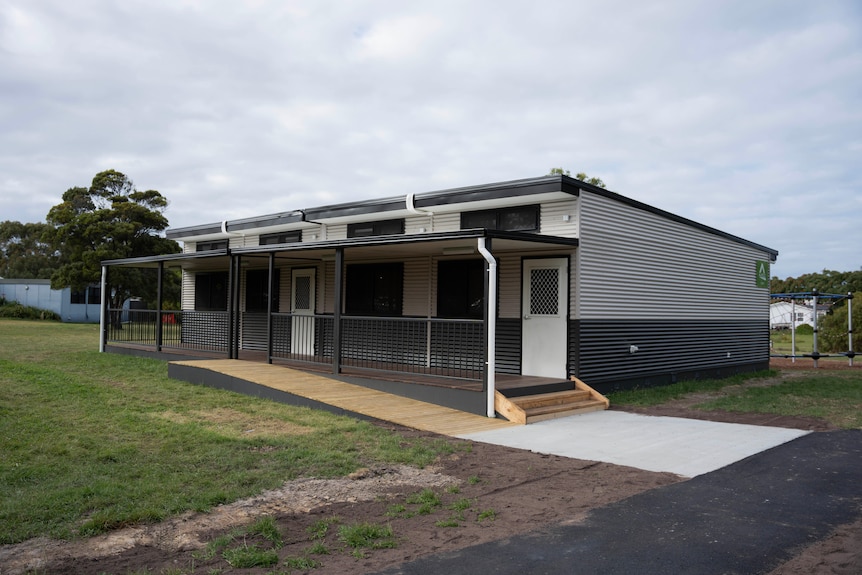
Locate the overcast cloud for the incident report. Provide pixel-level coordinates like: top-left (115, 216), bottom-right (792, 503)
top-left (1, 0), bottom-right (859, 279)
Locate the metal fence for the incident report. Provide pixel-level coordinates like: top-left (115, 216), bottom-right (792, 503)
top-left (106, 309), bottom-right (229, 353)
top-left (107, 309), bottom-right (484, 380)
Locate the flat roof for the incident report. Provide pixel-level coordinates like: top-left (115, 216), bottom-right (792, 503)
top-left (163, 174), bottom-right (778, 258)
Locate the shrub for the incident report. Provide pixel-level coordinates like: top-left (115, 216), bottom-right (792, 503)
top-left (794, 323), bottom-right (813, 335)
top-left (0, 301), bottom-right (60, 321)
top-left (820, 292), bottom-right (862, 353)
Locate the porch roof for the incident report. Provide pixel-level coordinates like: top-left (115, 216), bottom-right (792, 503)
top-left (102, 228), bottom-right (579, 270)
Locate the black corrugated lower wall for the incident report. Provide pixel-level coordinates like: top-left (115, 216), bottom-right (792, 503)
top-left (571, 319), bottom-right (771, 392)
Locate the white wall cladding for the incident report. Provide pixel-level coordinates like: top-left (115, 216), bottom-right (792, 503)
top-left (279, 268), bottom-right (291, 313)
top-left (431, 212), bottom-right (460, 233)
top-left (540, 199), bottom-right (578, 238)
top-left (498, 255), bottom-right (521, 319)
top-left (405, 215), bottom-right (433, 234)
top-left (577, 193), bottom-right (771, 319)
top-left (403, 258), bottom-right (431, 316)
top-left (229, 236), bottom-right (255, 248)
top-left (323, 261), bottom-right (335, 314)
top-left (183, 242), bottom-right (195, 254)
top-left (181, 270), bottom-right (195, 310)
top-left (326, 224), bottom-right (347, 241)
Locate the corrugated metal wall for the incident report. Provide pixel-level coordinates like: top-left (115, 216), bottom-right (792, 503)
top-left (575, 319), bottom-right (769, 388)
top-left (577, 192), bottom-right (770, 319)
top-left (571, 191), bottom-right (773, 386)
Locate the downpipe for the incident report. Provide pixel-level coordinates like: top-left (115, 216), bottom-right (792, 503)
top-left (477, 238), bottom-right (497, 418)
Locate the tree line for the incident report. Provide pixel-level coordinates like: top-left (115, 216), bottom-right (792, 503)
top-left (1, 169), bottom-right (181, 311)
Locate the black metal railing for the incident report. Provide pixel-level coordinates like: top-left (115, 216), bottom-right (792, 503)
top-left (107, 308), bottom-right (484, 380)
top-left (106, 309), bottom-right (229, 353)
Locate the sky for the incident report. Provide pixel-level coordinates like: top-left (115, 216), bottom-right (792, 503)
top-left (1, 1), bottom-right (860, 279)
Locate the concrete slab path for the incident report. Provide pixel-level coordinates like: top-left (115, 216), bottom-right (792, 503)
top-left (459, 410), bottom-right (810, 477)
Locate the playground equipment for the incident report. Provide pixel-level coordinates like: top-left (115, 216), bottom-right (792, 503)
top-left (770, 290), bottom-right (855, 367)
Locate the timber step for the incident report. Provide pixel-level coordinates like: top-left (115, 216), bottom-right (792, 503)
top-left (494, 377), bottom-right (610, 424)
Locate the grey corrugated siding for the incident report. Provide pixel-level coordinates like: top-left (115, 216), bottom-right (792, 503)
top-left (574, 319), bottom-right (769, 386)
top-left (577, 192), bottom-right (771, 319)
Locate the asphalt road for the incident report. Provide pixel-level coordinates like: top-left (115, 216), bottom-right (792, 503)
top-left (377, 429), bottom-right (862, 575)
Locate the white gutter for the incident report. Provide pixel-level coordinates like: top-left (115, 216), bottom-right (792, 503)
top-left (477, 237), bottom-right (497, 418)
top-left (221, 220), bottom-right (246, 237)
top-left (406, 193), bottom-right (434, 232)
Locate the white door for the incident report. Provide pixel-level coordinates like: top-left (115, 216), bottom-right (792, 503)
top-left (291, 268), bottom-right (316, 355)
top-left (521, 258), bottom-right (568, 378)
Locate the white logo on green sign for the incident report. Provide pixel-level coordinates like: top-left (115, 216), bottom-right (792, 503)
top-left (756, 260), bottom-right (769, 288)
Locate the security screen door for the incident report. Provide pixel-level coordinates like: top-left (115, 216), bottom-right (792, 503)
top-left (521, 258), bottom-right (568, 378)
top-left (290, 268), bottom-right (316, 355)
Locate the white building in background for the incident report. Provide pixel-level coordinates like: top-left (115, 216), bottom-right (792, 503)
top-left (769, 301), bottom-right (828, 330)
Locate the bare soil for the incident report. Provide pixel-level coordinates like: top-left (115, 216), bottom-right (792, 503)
top-left (2, 360), bottom-right (859, 575)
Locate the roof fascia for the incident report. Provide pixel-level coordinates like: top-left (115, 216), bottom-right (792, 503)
top-left (231, 229), bottom-right (578, 256)
top-left (102, 249), bottom-right (229, 267)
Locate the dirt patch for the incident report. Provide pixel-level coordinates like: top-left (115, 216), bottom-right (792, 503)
top-left (766, 516), bottom-right (862, 575)
top-left (3, 360), bottom-right (860, 574)
top-left (2, 435), bottom-right (680, 575)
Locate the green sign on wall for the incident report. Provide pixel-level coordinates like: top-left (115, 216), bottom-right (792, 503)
top-left (756, 260), bottom-right (770, 288)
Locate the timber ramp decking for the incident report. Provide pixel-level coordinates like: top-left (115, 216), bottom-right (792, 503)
top-left (169, 359), bottom-right (518, 436)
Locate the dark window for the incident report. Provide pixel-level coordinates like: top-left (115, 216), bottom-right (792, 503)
top-left (347, 219), bottom-right (405, 238)
top-left (245, 269), bottom-right (279, 312)
top-left (70, 285), bottom-right (101, 305)
top-left (260, 231), bottom-right (302, 245)
top-left (460, 205), bottom-right (539, 232)
top-left (196, 240), bottom-right (228, 252)
top-left (195, 272), bottom-right (229, 311)
top-left (87, 285), bottom-right (101, 305)
top-left (438, 259), bottom-right (485, 318)
top-left (345, 263), bottom-right (403, 316)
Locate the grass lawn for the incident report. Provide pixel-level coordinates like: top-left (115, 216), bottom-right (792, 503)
top-left (609, 369), bottom-right (862, 429)
top-left (770, 329), bottom-right (814, 355)
top-left (0, 319), bottom-right (456, 545)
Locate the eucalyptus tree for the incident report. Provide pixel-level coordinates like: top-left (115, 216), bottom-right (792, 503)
top-left (44, 170), bottom-right (181, 314)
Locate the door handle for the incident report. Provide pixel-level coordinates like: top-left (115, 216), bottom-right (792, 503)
top-left (523, 315), bottom-right (531, 320)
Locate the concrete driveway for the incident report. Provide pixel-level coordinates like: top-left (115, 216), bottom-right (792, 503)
top-left (459, 410), bottom-right (809, 477)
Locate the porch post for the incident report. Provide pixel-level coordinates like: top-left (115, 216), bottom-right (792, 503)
top-left (99, 265), bottom-right (108, 353)
top-left (267, 252), bottom-right (275, 364)
top-left (332, 248), bottom-right (344, 374)
top-left (156, 261), bottom-right (164, 352)
top-left (478, 237), bottom-right (497, 417)
top-left (227, 253), bottom-right (235, 359)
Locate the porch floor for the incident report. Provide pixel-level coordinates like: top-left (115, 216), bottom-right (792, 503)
top-left (171, 359), bottom-right (518, 435)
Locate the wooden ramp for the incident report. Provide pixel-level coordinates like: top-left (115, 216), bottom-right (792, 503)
top-left (170, 359), bottom-right (518, 436)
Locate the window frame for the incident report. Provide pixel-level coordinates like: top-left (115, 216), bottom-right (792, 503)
top-left (194, 272), bottom-right (229, 311)
top-left (195, 240), bottom-right (228, 252)
top-left (245, 268), bottom-right (280, 313)
top-left (437, 259), bottom-right (486, 319)
top-left (259, 231), bottom-right (302, 245)
top-left (460, 204), bottom-right (540, 232)
top-left (347, 219), bottom-right (405, 239)
top-left (345, 262), bottom-right (404, 316)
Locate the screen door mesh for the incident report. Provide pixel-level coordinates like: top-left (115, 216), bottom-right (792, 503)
top-left (294, 276), bottom-right (311, 310)
top-left (530, 268), bottom-right (559, 315)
